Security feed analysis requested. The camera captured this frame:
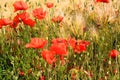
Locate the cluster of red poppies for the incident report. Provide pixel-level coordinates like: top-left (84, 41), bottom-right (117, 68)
top-left (10, 12), bottom-right (36, 28)
top-left (0, 0), bottom-right (110, 29)
top-left (25, 38), bottom-right (90, 64)
top-left (25, 37), bottom-right (120, 65)
top-left (0, 1), bottom-right (64, 29)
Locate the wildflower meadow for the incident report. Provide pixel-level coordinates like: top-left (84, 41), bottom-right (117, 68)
top-left (0, 0), bottom-right (120, 80)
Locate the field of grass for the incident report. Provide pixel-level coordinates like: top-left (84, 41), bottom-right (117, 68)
top-left (0, 0), bottom-right (120, 80)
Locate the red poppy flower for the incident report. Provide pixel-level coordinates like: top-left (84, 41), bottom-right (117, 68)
top-left (25, 38), bottom-right (47, 49)
top-left (23, 19), bottom-right (36, 27)
top-left (1, 18), bottom-right (13, 25)
top-left (73, 40), bottom-right (90, 53)
top-left (32, 8), bottom-right (46, 20)
top-left (10, 14), bottom-right (20, 28)
top-left (74, 43), bottom-right (87, 53)
top-left (46, 2), bottom-right (54, 8)
top-left (13, 0), bottom-right (28, 12)
top-left (40, 76), bottom-right (45, 80)
top-left (19, 12), bottom-right (36, 27)
top-left (52, 16), bottom-right (64, 23)
top-left (10, 13), bottom-right (25, 28)
top-left (19, 12), bottom-right (30, 21)
top-left (19, 71), bottom-right (24, 76)
top-left (109, 49), bottom-right (119, 59)
top-left (96, 0), bottom-right (109, 3)
top-left (68, 37), bottom-right (76, 48)
top-left (68, 38), bottom-right (90, 53)
top-left (50, 43), bottom-right (67, 56)
top-left (0, 18), bottom-right (12, 28)
top-left (10, 22), bottom-right (19, 28)
top-left (52, 38), bottom-right (68, 46)
top-left (10, 12), bottom-right (35, 28)
top-left (41, 50), bottom-right (56, 64)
